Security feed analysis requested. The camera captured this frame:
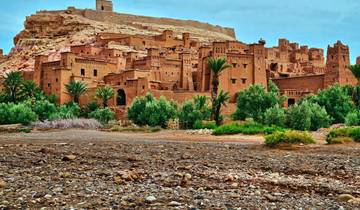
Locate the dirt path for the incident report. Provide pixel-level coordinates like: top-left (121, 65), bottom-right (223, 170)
top-left (0, 130), bottom-right (359, 209)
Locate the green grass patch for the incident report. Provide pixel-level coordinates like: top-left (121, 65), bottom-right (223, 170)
top-left (265, 131), bottom-right (315, 147)
top-left (193, 120), bottom-right (217, 130)
top-left (212, 121), bottom-right (286, 136)
top-left (326, 127), bottom-right (360, 144)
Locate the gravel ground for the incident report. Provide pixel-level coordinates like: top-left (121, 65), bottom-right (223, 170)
top-left (0, 130), bottom-right (360, 209)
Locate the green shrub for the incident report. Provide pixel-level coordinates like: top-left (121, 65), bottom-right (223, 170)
top-left (179, 101), bottom-right (203, 129)
top-left (213, 121), bottom-right (285, 136)
top-left (286, 102), bottom-right (312, 131)
top-left (127, 93), bottom-right (177, 128)
top-left (0, 103), bottom-right (11, 124)
top-left (81, 102), bottom-right (100, 117)
top-left (306, 84), bottom-right (354, 123)
top-left (326, 137), bottom-right (353, 144)
top-left (286, 101), bottom-right (331, 131)
top-left (33, 100), bottom-right (57, 121)
top-left (345, 111), bottom-right (360, 126)
top-left (350, 128), bottom-right (360, 142)
top-left (178, 96), bottom-right (211, 129)
top-left (89, 108), bottom-right (115, 124)
top-left (48, 102), bottom-right (80, 120)
top-left (3, 103), bottom-right (38, 125)
top-left (193, 120), bottom-right (217, 130)
top-left (326, 127), bottom-right (360, 144)
top-left (264, 105), bottom-right (286, 127)
top-left (232, 82), bottom-right (286, 122)
top-left (213, 123), bottom-right (243, 135)
top-left (265, 131), bottom-right (315, 147)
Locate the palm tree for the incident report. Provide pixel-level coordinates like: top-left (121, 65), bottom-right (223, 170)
top-left (348, 64), bottom-right (360, 106)
top-left (214, 90), bottom-right (230, 125)
top-left (21, 80), bottom-right (41, 99)
top-left (207, 57), bottom-right (232, 121)
top-left (4, 71), bottom-right (23, 103)
top-left (65, 80), bottom-right (88, 104)
top-left (96, 86), bottom-right (115, 107)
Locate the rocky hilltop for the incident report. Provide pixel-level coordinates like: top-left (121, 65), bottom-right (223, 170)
top-left (0, 7), bottom-right (236, 73)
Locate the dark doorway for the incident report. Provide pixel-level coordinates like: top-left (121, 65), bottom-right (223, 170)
top-left (101, 6), bottom-right (104, 10)
top-left (288, 98), bottom-right (296, 107)
top-left (117, 89), bottom-right (126, 106)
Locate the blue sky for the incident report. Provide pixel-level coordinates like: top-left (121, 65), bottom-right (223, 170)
top-left (0, 0), bottom-right (359, 63)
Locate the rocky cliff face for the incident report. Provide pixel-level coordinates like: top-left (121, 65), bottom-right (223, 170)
top-left (0, 8), bottom-right (236, 73)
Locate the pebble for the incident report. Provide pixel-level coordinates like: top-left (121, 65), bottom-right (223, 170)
top-left (0, 180), bottom-right (6, 188)
top-left (337, 194), bottom-right (356, 202)
top-left (62, 155), bottom-right (76, 161)
top-left (169, 201), bottom-right (182, 206)
top-left (145, 195), bottom-right (156, 203)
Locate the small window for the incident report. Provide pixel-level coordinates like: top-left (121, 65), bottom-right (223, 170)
top-left (243, 64), bottom-right (247, 68)
top-left (142, 85), bottom-right (145, 89)
top-left (117, 82), bottom-right (120, 85)
top-left (48, 83), bottom-right (51, 87)
top-left (241, 79), bottom-right (247, 84)
top-left (231, 79), bottom-right (237, 84)
top-left (81, 69), bottom-right (85, 76)
top-left (56, 78), bottom-right (58, 82)
top-left (93, 69), bottom-right (98, 77)
top-left (232, 63), bottom-right (237, 68)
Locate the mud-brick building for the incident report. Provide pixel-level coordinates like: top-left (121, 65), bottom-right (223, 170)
top-left (272, 41), bottom-right (357, 106)
top-left (32, 45), bottom-right (126, 104)
top-left (96, 30), bottom-right (196, 50)
top-left (197, 40), bottom-right (267, 102)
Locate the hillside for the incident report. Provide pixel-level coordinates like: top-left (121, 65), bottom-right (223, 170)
top-left (0, 7), bottom-right (236, 73)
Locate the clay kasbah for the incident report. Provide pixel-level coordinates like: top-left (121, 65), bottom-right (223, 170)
top-left (0, 0), bottom-right (359, 209)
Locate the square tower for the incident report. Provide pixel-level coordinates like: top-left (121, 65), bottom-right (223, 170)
top-left (96, 0), bottom-right (113, 12)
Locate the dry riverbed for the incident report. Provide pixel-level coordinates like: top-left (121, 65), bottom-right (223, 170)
top-left (0, 130), bottom-right (359, 209)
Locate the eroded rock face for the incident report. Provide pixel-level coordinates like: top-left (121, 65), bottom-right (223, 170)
top-left (0, 8), bottom-right (236, 73)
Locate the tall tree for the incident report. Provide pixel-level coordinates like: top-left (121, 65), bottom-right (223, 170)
top-left (207, 57), bottom-right (231, 121)
top-left (65, 80), bottom-right (88, 104)
top-left (95, 86), bottom-right (115, 107)
top-left (214, 90), bottom-right (230, 125)
top-left (4, 71), bottom-right (23, 103)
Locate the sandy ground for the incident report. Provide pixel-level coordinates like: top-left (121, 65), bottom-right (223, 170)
top-left (0, 129), bottom-right (359, 209)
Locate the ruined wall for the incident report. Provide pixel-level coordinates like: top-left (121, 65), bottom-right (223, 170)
top-left (357, 56), bottom-right (360, 65)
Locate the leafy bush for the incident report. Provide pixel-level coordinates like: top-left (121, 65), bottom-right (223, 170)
top-left (48, 102), bottom-right (80, 120)
top-left (264, 105), bottom-right (286, 127)
top-left (326, 127), bottom-right (360, 144)
top-left (0, 103), bottom-right (38, 125)
top-left (233, 82), bottom-right (285, 122)
top-left (88, 108), bottom-right (115, 124)
top-left (345, 111), bottom-right (360, 126)
top-left (193, 120), bottom-right (217, 130)
top-left (326, 137), bottom-right (354, 144)
top-left (286, 101), bottom-right (331, 131)
top-left (32, 100), bottom-right (57, 121)
top-left (0, 103), bottom-right (11, 124)
top-left (81, 102), bottom-right (100, 117)
top-left (265, 131), bottom-right (315, 147)
top-left (32, 119), bottom-right (102, 130)
top-left (179, 101), bottom-right (204, 129)
top-left (306, 84), bottom-right (354, 123)
top-left (127, 93), bottom-right (177, 128)
top-left (213, 121), bottom-right (285, 136)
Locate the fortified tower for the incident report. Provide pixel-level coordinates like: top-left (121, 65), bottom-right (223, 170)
top-left (357, 56), bottom-right (360, 65)
top-left (96, 0), bottom-right (113, 12)
top-left (324, 41), bottom-right (357, 87)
